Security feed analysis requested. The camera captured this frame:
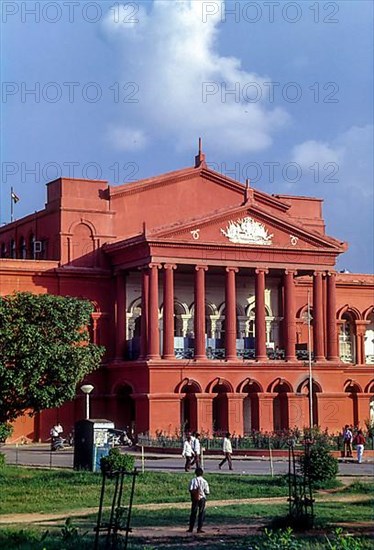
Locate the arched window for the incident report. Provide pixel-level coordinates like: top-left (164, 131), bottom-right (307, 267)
top-left (19, 237), bottom-right (27, 259)
top-left (10, 239), bottom-right (16, 258)
top-left (339, 313), bottom-right (355, 363)
top-left (174, 302), bottom-right (187, 337)
top-left (364, 312), bottom-right (374, 364)
top-left (28, 234), bottom-right (35, 259)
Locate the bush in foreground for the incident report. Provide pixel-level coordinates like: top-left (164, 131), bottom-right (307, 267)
top-left (299, 431), bottom-right (338, 486)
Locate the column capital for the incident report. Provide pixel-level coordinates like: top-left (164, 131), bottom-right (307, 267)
top-left (226, 392), bottom-right (247, 400)
top-left (355, 320), bottom-right (370, 336)
top-left (326, 271), bottom-right (337, 277)
top-left (149, 262), bottom-right (162, 270)
top-left (163, 263), bottom-right (177, 270)
top-left (355, 320), bottom-right (370, 327)
top-left (313, 270), bottom-right (324, 277)
top-left (284, 269), bottom-right (297, 276)
top-left (255, 267), bottom-right (269, 275)
top-left (225, 266), bottom-right (239, 273)
top-left (195, 265), bottom-right (208, 272)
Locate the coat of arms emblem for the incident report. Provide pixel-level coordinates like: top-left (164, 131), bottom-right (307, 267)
top-left (221, 216), bottom-right (273, 245)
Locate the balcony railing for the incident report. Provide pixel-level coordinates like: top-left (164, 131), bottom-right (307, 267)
top-left (126, 337), bottom-right (314, 361)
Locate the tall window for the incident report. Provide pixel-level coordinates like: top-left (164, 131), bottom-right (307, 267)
top-left (19, 237), bottom-right (27, 259)
top-left (339, 313), bottom-right (355, 363)
top-left (10, 239), bottom-right (16, 258)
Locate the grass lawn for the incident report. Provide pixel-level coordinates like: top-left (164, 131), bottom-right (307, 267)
top-left (0, 466), bottom-right (372, 549)
top-left (0, 466), bottom-right (290, 514)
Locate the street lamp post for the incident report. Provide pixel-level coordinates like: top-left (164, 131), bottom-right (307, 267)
top-left (80, 384), bottom-right (94, 419)
top-left (307, 291), bottom-right (313, 429)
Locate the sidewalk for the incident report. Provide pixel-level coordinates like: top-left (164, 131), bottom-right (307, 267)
top-left (2, 442), bottom-right (374, 462)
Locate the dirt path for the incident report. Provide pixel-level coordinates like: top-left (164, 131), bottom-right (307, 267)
top-left (0, 493), bottom-right (372, 526)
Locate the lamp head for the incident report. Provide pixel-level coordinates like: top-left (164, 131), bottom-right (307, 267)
top-left (80, 384), bottom-right (94, 395)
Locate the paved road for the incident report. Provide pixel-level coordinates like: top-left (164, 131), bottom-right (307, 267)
top-left (2, 445), bottom-right (373, 476)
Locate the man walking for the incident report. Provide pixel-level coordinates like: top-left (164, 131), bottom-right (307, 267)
top-left (354, 429), bottom-right (366, 464)
top-left (191, 432), bottom-right (201, 468)
top-left (343, 425), bottom-right (353, 457)
top-left (182, 434), bottom-right (195, 472)
top-left (219, 432), bottom-right (233, 470)
top-left (187, 467), bottom-right (210, 533)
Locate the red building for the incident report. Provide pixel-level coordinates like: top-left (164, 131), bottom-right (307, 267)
top-left (1, 147), bottom-right (373, 442)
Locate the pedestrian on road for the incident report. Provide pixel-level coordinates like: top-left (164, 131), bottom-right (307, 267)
top-left (191, 432), bottom-right (201, 468)
top-left (219, 432), bottom-right (233, 470)
top-left (353, 429), bottom-right (366, 464)
top-left (342, 425), bottom-right (353, 457)
top-left (182, 435), bottom-right (195, 472)
top-left (187, 467), bottom-right (210, 533)
top-left (50, 423), bottom-right (63, 443)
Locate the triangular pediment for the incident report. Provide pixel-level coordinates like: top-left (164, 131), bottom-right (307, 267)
top-left (109, 165), bottom-right (292, 240)
top-left (147, 204), bottom-right (345, 253)
top-left (110, 165), bottom-right (289, 213)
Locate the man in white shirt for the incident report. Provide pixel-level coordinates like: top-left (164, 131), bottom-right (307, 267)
top-left (219, 432), bottom-right (233, 470)
top-left (50, 423), bottom-right (63, 448)
top-left (187, 467), bottom-right (210, 533)
top-left (191, 432), bottom-right (201, 468)
top-left (182, 435), bottom-right (195, 472)
top-left (50, 423), bottom-right (63, 439)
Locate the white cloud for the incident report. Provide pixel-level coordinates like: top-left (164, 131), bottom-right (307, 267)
top-left (291, 125), bottom-right (373, 273)
top-left (291, 125), bottom-right (373, 197)
top-left (103, 0), bottom-right (289, 153)
top-left (292, 140), bottom-right (342, 168)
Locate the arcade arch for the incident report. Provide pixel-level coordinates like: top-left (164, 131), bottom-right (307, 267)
top-left (177, 379), bottom-right (201, 433)
top-left (269, 379), bottom-right (293, 430)
top-left (208, 378), bottom-right (233, 435)
top-left (344, 380), bottom-right (362, 427)
top-left (239, 378), bottom-right (262, 433)
top-left (297, 379), bottom-right (322, 427)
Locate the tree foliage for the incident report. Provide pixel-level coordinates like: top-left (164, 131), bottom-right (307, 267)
top-left (0, 292), bottom-right (104, 424)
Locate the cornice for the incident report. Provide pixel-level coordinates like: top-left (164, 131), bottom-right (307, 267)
top-left (109, 167), bottom-right (199, 199)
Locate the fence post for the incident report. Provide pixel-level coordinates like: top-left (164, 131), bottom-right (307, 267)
top-left (269, 440), bottom-right (274, 477)
top-left (141, 445), bottom-right (145, 473)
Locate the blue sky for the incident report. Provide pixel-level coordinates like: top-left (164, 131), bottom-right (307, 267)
top-left (1, 0), bottom-right (373, 272)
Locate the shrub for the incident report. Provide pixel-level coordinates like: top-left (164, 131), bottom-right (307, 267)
top-left (0, 423), bottom-right (13, 443)
top-left (299, 432), bottom-right (338, 486)
top-left (325, 527), bottom-right (366, 549)
top-left (0, 452), bottom-right (6, 468)
top-left (100, 447), bottom-right (135, 474)
top-left (253, 527), bottom-right (302, 549)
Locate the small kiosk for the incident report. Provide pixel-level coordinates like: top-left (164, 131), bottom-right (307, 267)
top-left (73, 419), bottom-right (114, 472)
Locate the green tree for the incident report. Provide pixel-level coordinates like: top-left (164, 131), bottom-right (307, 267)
top-left (0, 292), bottom-right (104, 424)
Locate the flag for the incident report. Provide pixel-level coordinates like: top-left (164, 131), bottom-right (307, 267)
top-left (11, 191), bottom-right (20, 203)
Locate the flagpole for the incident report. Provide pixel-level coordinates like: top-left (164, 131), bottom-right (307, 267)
top-left (11, 187), bottom-right (14, 223)
top-left (307, 290), bottom-right (313, 429)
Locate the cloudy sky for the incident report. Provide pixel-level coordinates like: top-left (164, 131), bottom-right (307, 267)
top-left (1, 0), bottom-right (373, 272)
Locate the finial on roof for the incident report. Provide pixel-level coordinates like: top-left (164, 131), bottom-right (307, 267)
top-left (194, 137), bottom-right (207, 168)
top-left (243, 178), bottom-right (253, 204)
